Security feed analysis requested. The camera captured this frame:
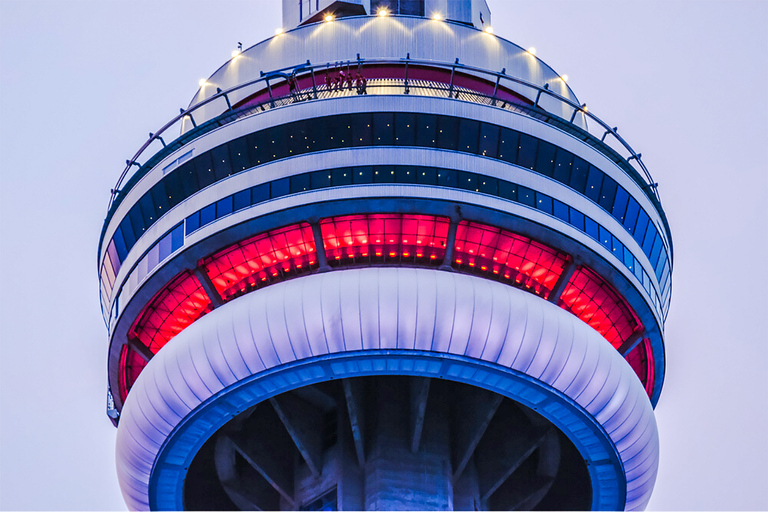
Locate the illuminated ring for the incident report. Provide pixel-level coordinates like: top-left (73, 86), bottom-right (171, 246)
top-left (115, 267), bottom-right (658, 511)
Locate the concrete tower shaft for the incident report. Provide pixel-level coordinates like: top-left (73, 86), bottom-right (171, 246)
top-left (99, 2), bottom-right (671, 510)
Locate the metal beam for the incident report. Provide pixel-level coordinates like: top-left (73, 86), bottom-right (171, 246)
top-left (193, 267), bottom-right (224, 307)
top-left (342, 378), bottom-right (366, 467)
top-left (452, 388), bottom-right (503, 481)
top-left (292, 385), bottom-right (336, 411)
top-left (269, 393), bottom-right (324, 477)
top-left (477, 425), bottom-right (552, 501)
top-left (226, 431), bottom-right (295, 506)
top-left (409, 377), bottom-right (431, 453)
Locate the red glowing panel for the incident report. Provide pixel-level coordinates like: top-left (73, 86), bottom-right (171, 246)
top-left (558, 266), bottom-right (643, 349)
top-left (118, 344), bottom-right (148, 403)
top-left (201, 223), bottom-right (317, 301)
top-left (129, 271), bottom-right (212, 353)
top-left (453, 221), bottom-right (568, 298)
top-left (321, 214), bottom-right (450, 265)
top-left (625, 338), bottom-right (655, 399)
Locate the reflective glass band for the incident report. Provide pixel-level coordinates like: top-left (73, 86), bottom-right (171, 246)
top-left (102, 113), bottom-right (670, 305)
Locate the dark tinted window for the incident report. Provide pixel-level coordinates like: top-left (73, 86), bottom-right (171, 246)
top-left (332, 167), bottom-right (353, 186)
top-left (598, 176), bottom-right (618, 211)
top-left (458, 171), bottom-right (477, 191)
top-left (498, 180), bottom-right (517, 201)
top-left (479, 123), bottom-right (499, 158)
top-left (519, 185), bottom-right (535, 207)
top-left (437, 116), bottom-right (459, 150)
top-left (200, 204), bottom-right (215, 227)
top-left (585, 216), bottom-right (599, 240)
top-left (536, 192), bottom-right (553, 214)
top-left (394, 113), bottom-right (416, 146)
top-left (209, 145), bottom-right (231, 182)
top-left (416, 114), bottom-right (436, 146)
top-left (498, 128), bottom-right (518, 163)
top-left (535, 140), bottom-right (556, 177)
top-left (251, 183), bottom-right (269, 203)
top-left (229, 137), bottom-right (250, 173)
top-left (271, 177), bottom-right (290, 198)
top-left (477, 176), bottom-right (498, 195)
top-left (233, 189), bottom-right (250, 211)
top-left (311, 170), bottom-right (332, 189)
top-left (569, 156), bottom-right (589, 193)
top-left (437, 168), bottom-right (457, 187)
top-left (185, 211), bottom-right (200, 234)
top-left (353, 166), bottom-right (374, 184)
top-left (553, 199), bottom-right (569, 222)
top-left (216, 196), bottom-right (233, 217)
top-left (416, 167), bottom-right (437, 185)
top-left (396, 165), bottom-right (417, 183)
top-left (623, 198), bottom-right (640, 233)
top-left (290, 173), bottom-right (311, 193)
top-left (585, 165), bottom-right (603, 202)
top-left (458, 119), bottom-right (479, 153)
top-left (375, 165), bottom-right (396, 183)
top-left (569, 209), bottom-right (585, 231)
top-left (373, 113), bottom-right (394, 145)
top-left (516, 133), bottom-right (537, 170)
top-left (553, 148), bottom-right (573, 184)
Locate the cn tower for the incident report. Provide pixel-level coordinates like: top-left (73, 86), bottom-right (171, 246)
top-left (98, 1), bottom-right (672, 509)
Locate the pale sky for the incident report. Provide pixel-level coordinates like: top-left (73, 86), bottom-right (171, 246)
top-left (1, 1), bottom-right (766, 510)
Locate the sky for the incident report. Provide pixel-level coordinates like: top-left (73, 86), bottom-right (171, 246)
top-left (0, 1), bottom-right (766, 510)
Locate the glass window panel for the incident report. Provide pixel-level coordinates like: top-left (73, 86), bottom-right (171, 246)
top-left (216, 196), bottom-right (233, 218)
top-left (478, 176), bottom-right (498, 195)
top-left (353, 166), bottom-right (374, 184)
top-left (436, 168), bottom-right (457, 187)
top-left (373, 113), bottom-right (394, 145)
top-left (611, 235), bottom-right (623, 256)
top-left (394, 112), bottom-right (416, 146)
top-left (516, 133), bottom-right (537, 170)
top-left (113, 227), bottom-right (128, 261)
top-left (458, 171), bottom-right (477, 191)
top-left (251, 183), bottom-right (270, 203)
top-left (569, 156), bottom-right (589, 193)
top-left (416, 167), bottom-right (437, 185)
top-left (498, 128), bottom-right (519, 163)
top-left (171, 223), bottom-right (184, 250)
top-left (399, 0), bottom-right (424, 15)
top-left (234, 189), bottom-right (250, 211)
top-left (159, 231), bottom-right (173, 261)
top-left (246, 130), bottom-right (269, 165)
top-left (569, 208), bottom-right (585, 232)
top-left (332, 167), bottom-right (353, 186)
top-left (437, 116), bottom-right (459, 150)
top-left (518, 185), bottom-right (535, 207)
top-left (396, 165), bottom-right (417, 184)
top-left (457, 119), bottom-right (479, 153)
top-left (271, 177), bottom-right (290, 198)
top-left (373, 165), bottom-right (395, 183)
top-left (478, 123), bottom-right (499, 158)
top-left (598, 175), bottom-right (618, 211)
top-left (186, 211), bottom-right (200, 234)
top-left (585, 216), bottom-right (599, 240)
top-left (650, 235), bottom-right (663, 268)
top-left (553, 199), bottom-right (569, 222)
top-left (534, 140), bottom-right (556, 177)
top-left (598, 225), bottom-right (612, 250)
top-left (642, 226), bottom-right (656, 255)
top-left (585, 165), bottom-right (603, 202)
top-left (415, 114), bottom-right (437, 147)
top-left (268, 123), bottom-right (291, 160)
top-left (553, 148), bottom-right (573, 184)
top-left (290, 173), bottom-right (311, 193)
top-left (498, 180), bottom-right (517, 201)
top-left (200, 204), bottom-right (215, 227)
top-left (127, 205), bottom-right (145, 241)
top-left (229, 136), bottom-right (250, 173)
top-left (162, 167), bottom-right (185, 208)
top-left (149, 181), bottom-right (170, 220)
top-left (311, 170), bottom-right (332, 189)
top-left (137, 193), bottom-right (156, 228)
top-left (624, 246), bottom-right (635, 271)
top-left (196, 149), bottom-right (218, 187)
top-left (536, 192), bottom-right (553, 214)
top-left (633, 209), bottom-right (649, 246)
top-left (612, 186), bottom-right (630, 222)
top-left (623, 197), bottom-right (640, 233)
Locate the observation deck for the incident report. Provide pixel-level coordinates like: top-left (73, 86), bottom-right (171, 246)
top-left (100, 6), bottom-right (671, 511)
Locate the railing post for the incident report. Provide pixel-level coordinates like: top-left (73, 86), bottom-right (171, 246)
top-left (149, 133), bottom-right (166, 148)
top-left (491, 67), bottom-right (504, 106)
top-left (570, 103), bottom-right (586, 123)
top-left (180, 108), bottom-right (197, 128)
top-left (310, 65), bottom-right (318, 99)
top-left (261, 72), bottom-right (276, 108)
top-left (601, 126), bottom-right (617, 142)
top-left (404, 53), bottom-right (410, 94)
top-left (533, 83), bottom-right (548, 109)
top-left (216, 88), bottom-right (233, 111)
top-left (448, 58), bottom-right (458, 98)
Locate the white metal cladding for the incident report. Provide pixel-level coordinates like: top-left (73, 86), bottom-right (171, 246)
top-left (115, 268), bottom-right (658, 511)
top-left (185, 16), bottom-right (578, 127)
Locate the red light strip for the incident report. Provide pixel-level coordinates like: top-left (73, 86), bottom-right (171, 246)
top-left (118, 344), bottom-right (148, 403)
top-left (558, 266), bottom-right (643, 349)
top-left (624, 338), bottom-right (655, 398)
top-left (128, 271), bottom-right (212, 354)
top-left (120, 215), bottom-right (655, 401)
top-left (200, 223), bottom-right (317, 301)
top-left (453, 221), bottom-right (568, 299)
top-left (320, 214), bottom-right (449, 265)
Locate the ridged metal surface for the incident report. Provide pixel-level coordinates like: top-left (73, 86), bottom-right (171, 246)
top-left (116, 267), bottom-right (658, 510)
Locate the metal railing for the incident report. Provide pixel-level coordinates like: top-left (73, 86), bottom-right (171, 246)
top-left (104, 56), bottom-right (670, 258)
